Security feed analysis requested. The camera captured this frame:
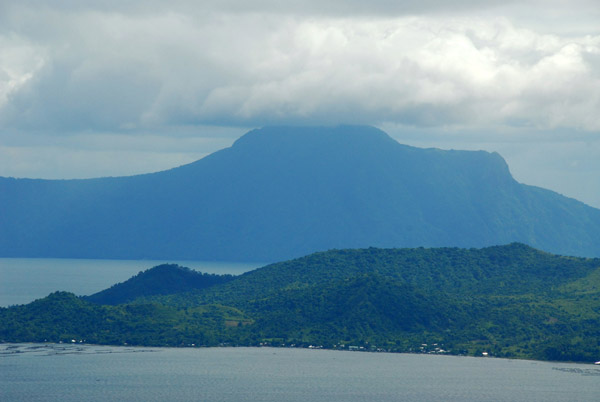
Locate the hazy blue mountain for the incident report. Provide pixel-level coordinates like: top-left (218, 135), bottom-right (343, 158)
top-left (1, 125), bottom-right (599, 261)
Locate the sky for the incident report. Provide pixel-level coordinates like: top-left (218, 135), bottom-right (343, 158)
top-left (1, 1), bottom-right (599, 208)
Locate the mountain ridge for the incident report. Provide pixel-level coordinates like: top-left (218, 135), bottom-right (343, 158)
top-left (1, 125), bottom-right (599, 260)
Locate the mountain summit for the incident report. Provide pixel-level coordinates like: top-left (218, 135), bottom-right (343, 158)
top-left (1, 125), bottom-right (599, 261)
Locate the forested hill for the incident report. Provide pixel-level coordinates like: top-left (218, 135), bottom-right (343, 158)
top-left (1, 125), bottom-right (600, 261)
top-left (84, 264), bottom-right (235, 305)
top-left (146, 242), bottom-right (600, 308)
top-left (2, 243), bottom-right (600, 363)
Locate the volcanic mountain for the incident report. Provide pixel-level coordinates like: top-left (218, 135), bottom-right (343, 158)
top-left (1, 125), bottom-right (599, 261)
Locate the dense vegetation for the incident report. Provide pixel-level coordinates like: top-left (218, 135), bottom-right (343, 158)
top-left (1, 243), bottom-right (599, 362)
top-left (84, 264), bottom-right (235, 305)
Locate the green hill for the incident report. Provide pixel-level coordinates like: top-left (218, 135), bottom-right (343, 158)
top-left (1, 244), bottom-right (599, 362)
top-left (84, 264), bottom-right (234, 305)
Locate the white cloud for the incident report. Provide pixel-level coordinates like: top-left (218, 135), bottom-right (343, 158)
top-left (2, 9), bottom-right (598, 132)
top-left (0, 34), bottom-right (46, 109)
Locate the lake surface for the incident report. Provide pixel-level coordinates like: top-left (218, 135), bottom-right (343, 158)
top-left (0, 258), bottom-right (263, 307)
top-left (1, 344), bottom-right (599, 402)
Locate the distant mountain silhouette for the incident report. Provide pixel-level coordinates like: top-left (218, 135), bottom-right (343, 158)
top-left (1, 125), bottom-right (599, 261)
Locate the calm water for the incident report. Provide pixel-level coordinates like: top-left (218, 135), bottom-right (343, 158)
top-left (1, 344), bottom-right (599, 401)
top-left (0, 258), bottom-right (263, 307)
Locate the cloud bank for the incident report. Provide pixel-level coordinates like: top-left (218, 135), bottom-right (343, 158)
top-left (1, 2), bottom-right (599, 133)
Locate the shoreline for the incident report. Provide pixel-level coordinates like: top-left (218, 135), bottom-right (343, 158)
top-left (2, 341), bottom-right (599, 367)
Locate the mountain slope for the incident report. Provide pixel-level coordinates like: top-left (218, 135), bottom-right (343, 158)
top-left (84, 264), bottom-right (234, 305)
top-left (1, 125), bottom-right (599, 260)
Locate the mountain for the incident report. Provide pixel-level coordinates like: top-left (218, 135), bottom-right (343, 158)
top-left (1, 125), bottom-right (599, 261)
top-left (2, 244), bottom-right (600, 362)
top-left (84, 264), bottom-right (234, 305)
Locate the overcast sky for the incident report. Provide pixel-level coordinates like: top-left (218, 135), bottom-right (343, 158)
top-left (1, 1), bottom-right (599, 208)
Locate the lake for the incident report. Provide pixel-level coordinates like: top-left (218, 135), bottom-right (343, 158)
top-left (1, 344), bottom-right (599, 401)
top-left (0, 258), bottom-right (263, 307)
